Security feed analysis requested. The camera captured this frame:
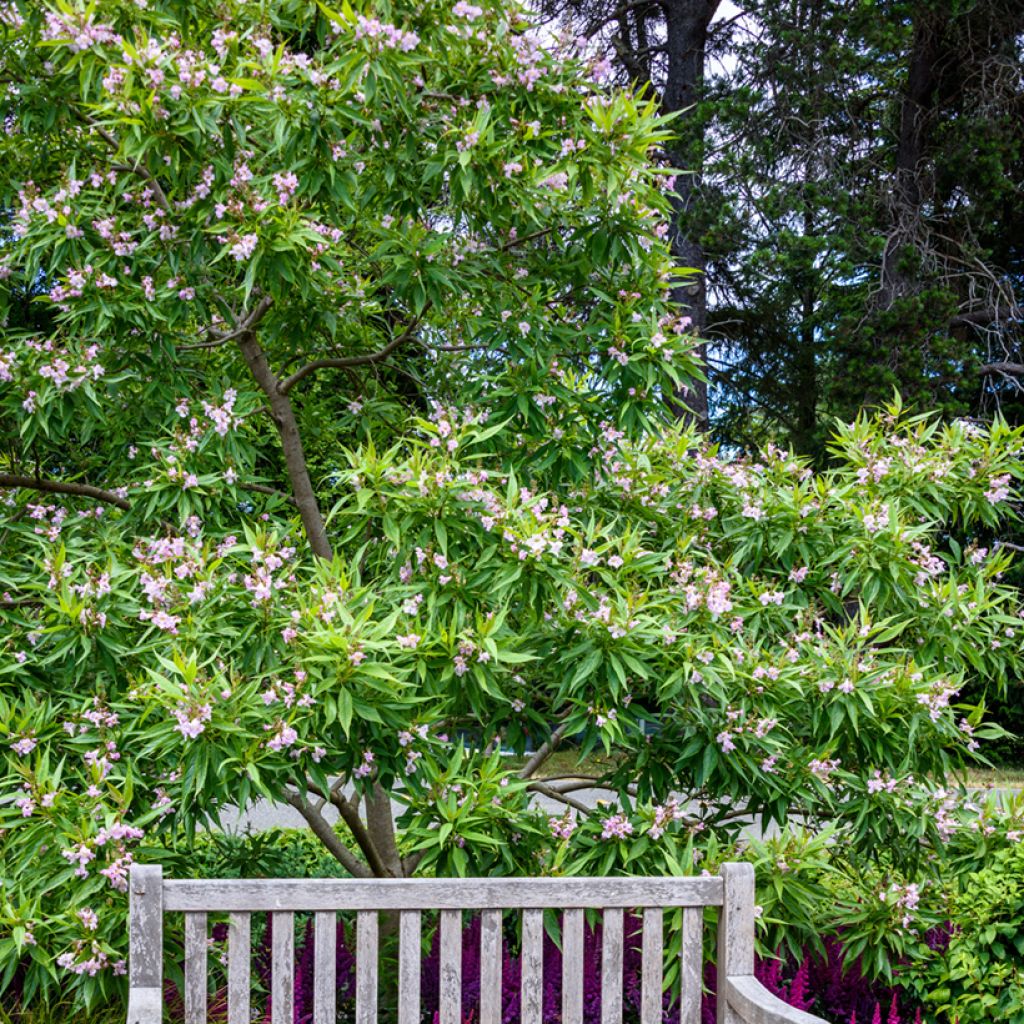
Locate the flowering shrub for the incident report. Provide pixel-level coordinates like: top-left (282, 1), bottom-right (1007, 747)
top-left (2, 0), bottom-right (1024, 1016)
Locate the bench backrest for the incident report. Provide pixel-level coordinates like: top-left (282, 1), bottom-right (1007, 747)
top-left (128, 863), bottom-right (755, 1024)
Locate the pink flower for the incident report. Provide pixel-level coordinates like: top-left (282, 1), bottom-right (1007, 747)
top-left (229, 233), bottom-right (258, 261)
top-left (11, 736), bottom-right (37, 756)
top-left (396, 633), bottom-right (421, 649)
top-left (266, 721), bottom-right (298, 752)
top-left (273, 171), bottom-right (299, 204)
top-left (600, 813), bottom-right (633, 840)
top-left (548, 811), bottom-right (576, 841)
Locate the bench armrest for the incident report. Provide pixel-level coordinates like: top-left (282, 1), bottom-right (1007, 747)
top-left (126, 986), bottom-right (162, 1024)
top-left (723, 975), bottom-right (831, 1024)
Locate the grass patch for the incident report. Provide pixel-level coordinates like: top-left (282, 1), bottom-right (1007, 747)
top-left (504, 748), bottom-right (621, 778)
top-left (962, 765), bottom-right (1024, 787)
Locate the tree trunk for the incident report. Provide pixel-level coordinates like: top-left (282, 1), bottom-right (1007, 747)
top-left (662, 0), bottom-right (720, 429)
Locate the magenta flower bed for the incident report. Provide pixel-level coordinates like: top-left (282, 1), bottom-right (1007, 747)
top-left (165, 912), bottom-right (936, 1023)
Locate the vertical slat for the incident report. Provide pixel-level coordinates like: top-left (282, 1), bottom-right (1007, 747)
top-left (679, 908), bottom-right (702, 1024)
top-left (227, 913), bottom-right (251, 1024)
top-left (314, 911), bottom-right (337, 1024)
top-left (398, 911), bottom-right (422, 1024)
top-left (520, 909), bottom-right (544, 1024)
top-left (479, 909), bottom-right (503, 1024)
top-left (272, 911), bottom-right (294, 1024)
top-left (641, 908), bottom-right (663, 1024)
top-left (184, 912), bottom-right (208, 1024)
top-left (129, 864), bottom-right (164, 991)
top-left (440, 909), bottom-right (463, 1024)
top-left (562, 909), bottom-right (584, 1024)
top-left (601, 908), bottom-right (624, 1024)
top-left (716, 863), bottom-right (755, 1024)
top-left (356, 910), bottom-right (379, 1024)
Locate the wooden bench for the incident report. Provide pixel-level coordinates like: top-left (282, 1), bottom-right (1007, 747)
top-left (126, 862), bottom-right (827, 1024)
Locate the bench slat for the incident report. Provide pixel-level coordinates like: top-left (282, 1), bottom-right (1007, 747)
top-left (162, 876), bottom-right (723, 912)
top-left (314, 911), bottom-right (337, 1024)
top-left (272, 911), bottom-right (294, 1024)
top-left (479, 908), bottom-right (502, 1024)
top-left (562, 908), bottom-right (584, 1024)
top-left (680, 907), bottom-right (702, 1024)
top-left (227, 913), bottom-right (250, 1024)
top-left (130, 865), bottom-right (163, 991)
top-left (601, 908), bottom-right (624, 1024)
top-left (184, 912), bottom-right (207, 1024)
top-left (520, 909), bottom-right (543, 1024)
top-left (356, 910), bottom-right (378, 1024)
top-left (641, 908), bottom-right (663, 1024)
top-left (399, 910), bottom-right (422, 1024)
top-left (440, 910), bottom-right (462, 1024)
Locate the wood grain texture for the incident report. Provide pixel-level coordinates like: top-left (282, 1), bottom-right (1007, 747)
top-left (440, 910), bottom-right (463, 1024)
top-left (126, 986), bottom-right (163, 1024)
top-left (227, 913), bottom-right (251, 1024)
top-left (399, 911), bottom-right (422, 1024)
top-left (562, 909), bottom-right (584, 1024)
top-left (601, 908), bottom-right (624, 1024)
top-left (520, 909), bottom-right (544, 1024)
top-left (479, 909), bottom-right (503, 1024)
top-left (129, 865), bottom-right (164, 990)
top-left (641, 908), bottom-right (663, 1024)
top-left (184, 912), bottom-right (207, 1024)
top-left (314, 911), bottom-right (337, 1024)
top-left (271, 911), bottom-right (294, 1024)
top-left (356, 911), bottom-right (379, 1024)
top-left (717, 863), bottom-right (755, 1024)
top-left (718, 863), bottom-right (755, 977)
top-left (679, 907), bottom-right (702, 1024)
top-left (723, 976), bottom-right (830, 1024)
top-left (162, 876), bottom-right (723, 912)
top-left (127, 860), bottom-right (767, 1024)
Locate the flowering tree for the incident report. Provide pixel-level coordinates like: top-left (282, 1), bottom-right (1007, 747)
top-left (1, 0), bottom-right (1024, 1011)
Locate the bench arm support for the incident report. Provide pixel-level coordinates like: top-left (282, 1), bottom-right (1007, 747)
top-left (723, 975), bottom-right (831, 1024)
top-left (126, 985), bottom-right (162, 1024)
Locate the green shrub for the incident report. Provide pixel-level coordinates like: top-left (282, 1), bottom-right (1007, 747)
top-left (903, 835), bottom-right (1024, 1022)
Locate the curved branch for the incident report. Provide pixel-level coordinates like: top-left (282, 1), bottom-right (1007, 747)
top-left (278, 310), bottom-right (427, 395)
top-left (518, 720), bottom-right (572, 779)
top-left (528, 781), bottom-right (594, 815)
top-left (209, 295), bottom-right (275, 344)
top-left (0, 473), bottom-right (130, 511)
top-left (279, 334), bottom-right (410, 394)
top-left (283, 790), bottom-right (371, 878)
top-left (237, 482), bottom-right (299, 508)
top-left (111, 161), bottom-right (173, 216)
top-left (978, 362), bottom-right (1024, 377)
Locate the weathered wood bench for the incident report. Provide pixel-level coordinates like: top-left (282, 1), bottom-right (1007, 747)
top-left (127, 862), bottom-right (827, 1024)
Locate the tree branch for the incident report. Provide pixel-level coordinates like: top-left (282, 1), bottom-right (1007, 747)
top-left (0, 473), bottom-right (130, 511)
top-left (518, 721), bottom-right (572, 779)
top-left (235, 331), bottom-right (332, 559)
top-left (210, 295), bottom-right (275, 344)
top-left (279, 330), bottom-right (416, 394)
top-left (978, 362), bottom-right (1024, 377)
top-left (283, 790), bottom-right (371, 877)
top-left (527, 781), bottom-right (593, 815)
top-left (111, 162), bottom-right (173, 216)
top-left (237, 482), bottom-right (299, 508)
